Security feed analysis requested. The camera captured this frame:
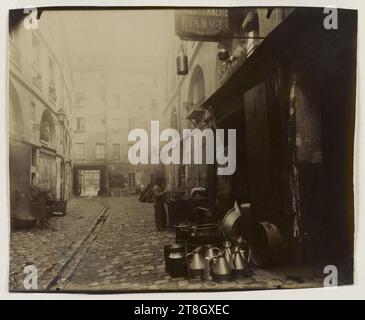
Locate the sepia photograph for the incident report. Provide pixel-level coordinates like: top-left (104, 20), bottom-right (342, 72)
top-left (8, 6), bottom-right (357, 293)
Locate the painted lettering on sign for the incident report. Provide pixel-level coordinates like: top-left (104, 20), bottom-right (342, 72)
top-left (175, 9), bottom-right (230, 41)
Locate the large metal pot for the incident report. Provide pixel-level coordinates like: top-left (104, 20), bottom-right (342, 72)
top-left (173, 222), bottom-right (192, 243)
top-left (248, 221), bottom-right (283, 267)
top-left (188, 223), bottom-right (221, 245)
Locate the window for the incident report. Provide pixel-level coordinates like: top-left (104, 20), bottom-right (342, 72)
top-left (128, 118), bottom-right (135, 131)
top-left (49, 58), bottom-right (56, 102)
top-left (76, 117), bottom-right (85, 131)
top-left (32, 35), bottom-right (41, 88)
top-left (128, 173), bottom-right (136, 187)
top-left (75, 143), bottom-right (85, 160)
top-left (111, 94), bottom-right (120, 108)
top-left (30, 102), bottom-right (36, 126)
top-left (32, 35), bottom-right (40, 72)
top-left (40, 120), bottom-right (51, 143)
top-left (74, 92), bottom-right (85, 105)
top-left (111, 118), bottom-right (120, 132)
top-left (31, 147), bottom-right (37, 167)
top-left (96, 143), bottom-right (105, 160)
top-left (112, 144), bottom-right (120, 160)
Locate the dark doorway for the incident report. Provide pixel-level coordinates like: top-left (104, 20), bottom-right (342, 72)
top-left (73, 165), bottom-right (107, 197)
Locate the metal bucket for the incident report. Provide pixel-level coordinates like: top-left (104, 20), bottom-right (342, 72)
top-left (176, 53), bottom-right (188, 75)
top-left (166, 252), bottom-right (187, 278)
top-left (248, 222), bottom-right (282, 267)
top-left (164, 243), bottom-right (186, 273)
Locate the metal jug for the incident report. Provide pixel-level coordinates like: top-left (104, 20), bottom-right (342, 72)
top-left (202, 245), bottom-right (220, 260)
top-left (210, 252), bottom-right (232, 282)
top-left (232, 248), bottom-right (248, 277)
top-left (202, 256), bottom-right (213, 281)
top-left (222, 241), bottom-right (235, 269)
top-left (186, 249), bottom-right (204, 279)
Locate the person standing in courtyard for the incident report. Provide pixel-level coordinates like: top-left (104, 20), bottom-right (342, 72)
top-left (152, 177), bottom-right (168, 231)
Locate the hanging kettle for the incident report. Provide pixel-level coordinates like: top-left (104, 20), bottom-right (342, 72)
top-left (176, 43), bottom-right (188, 75)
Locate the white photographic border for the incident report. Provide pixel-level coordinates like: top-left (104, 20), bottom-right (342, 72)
top-left (0, 0), bottom-right (363, 300)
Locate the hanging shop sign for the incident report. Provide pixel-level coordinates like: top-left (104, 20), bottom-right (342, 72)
top-left (175, 9), bottom-right (230, 42)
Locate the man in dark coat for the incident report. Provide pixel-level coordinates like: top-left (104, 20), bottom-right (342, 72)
top-left (152, 177), bottom-right (168, 231)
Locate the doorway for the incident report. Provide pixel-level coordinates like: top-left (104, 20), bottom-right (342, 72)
top-left (78, 170), bottom-right (100, 197)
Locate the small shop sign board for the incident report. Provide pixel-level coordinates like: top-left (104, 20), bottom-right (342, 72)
top-left (175, 9), bottom-right (230, 42)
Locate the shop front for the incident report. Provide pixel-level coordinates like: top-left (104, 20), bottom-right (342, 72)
top-left (198, 8), bottom-right (356, 265)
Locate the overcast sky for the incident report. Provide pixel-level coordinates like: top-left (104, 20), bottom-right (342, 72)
top-left (43, 9), bottom-right (173, 65)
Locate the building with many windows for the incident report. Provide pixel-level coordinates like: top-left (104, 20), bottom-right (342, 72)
top-left (71, 54), bottom-right (166, 196)
top-left (9, 10), bottom-right (74, 224)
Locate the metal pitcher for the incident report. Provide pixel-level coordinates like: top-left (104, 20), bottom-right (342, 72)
top-left (210, 252), bottom-right (232, 282)
top-left (202, 256), bottom-right (213, 281)
top-left (222, 241), bottom-right (235, 269)
top-left (186, 249), bottom-right (204, 279)
top-left (232, 247), bottom-right (248, 277)
top-left (202, 245), bottom-right (220, 260)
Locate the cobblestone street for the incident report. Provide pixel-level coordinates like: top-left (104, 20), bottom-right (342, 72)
top-left (10, 196), bottom-right (326, 293)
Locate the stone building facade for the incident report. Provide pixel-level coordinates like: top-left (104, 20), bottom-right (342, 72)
top-left (9, 10), bottom-right (74, 223)
top-left (71, 55), bottom-right (166, 197)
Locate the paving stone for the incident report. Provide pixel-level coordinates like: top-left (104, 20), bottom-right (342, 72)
top-left (89, 282), bottom-right (100, 287)
top-left (10, 196), bottom-right (325, 292)
top-left (267, 279), bottom-right (284, 288)
top-left (141, 271), bottom-right (151, 275)
top-left (9, 198), bottom-right (105, 291)
top-left (154, 279), bottom-right (169, 285)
